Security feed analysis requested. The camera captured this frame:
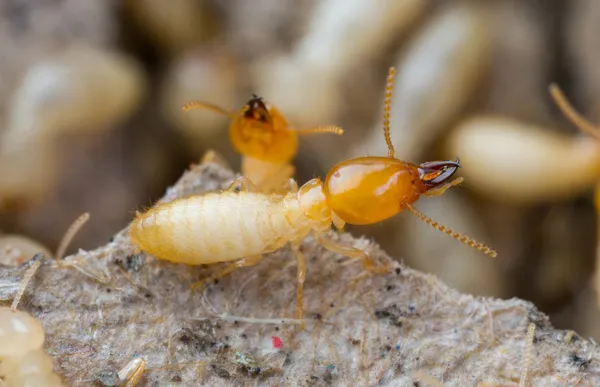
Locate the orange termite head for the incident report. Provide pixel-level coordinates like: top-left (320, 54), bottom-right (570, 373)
top-left (323, 157), bottom-right (462, 226)
top-left (182, 96), bottom-right (344, 164)
top-left (326, 66), bottom-right (495, 257)
top-left (230, 94), bottom-right (298, 163)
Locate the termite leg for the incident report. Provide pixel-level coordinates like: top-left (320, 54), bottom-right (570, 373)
top-left (331, 212), bottom-right (346, 232)
top-left (191, 255), bottom-right (263, 291)
top-left (423, 177), bottom-right (463, 198)
top-left (199, 149), bottom-right (231, 170)
top-left (314, 234), bottom-right (389, 274)
top-left (291, 241), bottom-right (306, 329)
top-left (225, 176), bottom-right (258, 193)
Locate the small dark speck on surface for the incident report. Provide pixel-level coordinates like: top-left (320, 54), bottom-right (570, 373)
top-left (569, 353), bottom-right (589, 371)
top-left (171, 375), bottom-right (182, 382)
top-left (209, 365), bottom-right (231, 379)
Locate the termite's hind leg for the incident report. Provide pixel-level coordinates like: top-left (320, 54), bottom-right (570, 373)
top-left (291, 241), bottom-right (306, 329)
top-left (314, 234), bottom-right (389, 274)
top-left (199, 150), bottom-right (231, 170)
top-left (191, 255), bottom-right (263, 291)
top-left (225, 176), bottom-right (258, 193)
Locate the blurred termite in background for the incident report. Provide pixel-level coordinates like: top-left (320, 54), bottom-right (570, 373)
top-left (549, 83), bottom-right (600, 313)
top-left (129, 67), bottom-right (496, 328)
top-left (254, 0), bottom-right (427, 129)
top-left (0, 46), bottom-right (145, 212)
top-left (181, 95), bottom-right (344, 193)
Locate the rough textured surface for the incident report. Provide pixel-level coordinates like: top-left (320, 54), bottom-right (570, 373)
top-left (1, 162), bottom-right (599, 387)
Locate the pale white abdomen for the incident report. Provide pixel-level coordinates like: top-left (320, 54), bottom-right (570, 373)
top-left (129, 192), bottom-right (303, 265)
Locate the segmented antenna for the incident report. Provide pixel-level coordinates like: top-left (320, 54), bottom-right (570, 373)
top-left (294, 125), bottom-right (345, 135)
top-left (405, 204), bottom-right (497, 258)
top-left (55, 212), bottom-right (90, 260)
top-left (549, 83), bottom-right (600, 140)
top-left (181, 100), bottom-right (235, 117)
top-left (383, 67), bottom-right (396, 158)
top-left (518, 323), bottom-right (536, 387)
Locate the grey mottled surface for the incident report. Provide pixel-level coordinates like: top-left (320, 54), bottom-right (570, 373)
top-left (1, 162), bottom-right (599, 387)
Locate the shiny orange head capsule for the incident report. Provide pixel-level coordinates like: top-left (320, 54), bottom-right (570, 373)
top-left (182, 94), bottom-right (344, 193)
top-left (323, 67), bottom-right (496, 257)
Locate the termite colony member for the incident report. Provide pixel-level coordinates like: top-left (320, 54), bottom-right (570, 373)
top-left (182, 94), bottom-right (344, 194)
top-left (130, 67), bottom-right (497, 327)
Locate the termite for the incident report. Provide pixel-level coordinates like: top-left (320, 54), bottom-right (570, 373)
top-left (129, 67), bottom-right (496, 327)
top-left (181, 94), bottom-right (344, 193)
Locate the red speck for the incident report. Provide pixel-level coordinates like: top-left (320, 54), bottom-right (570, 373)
top-left (272, 336), bottom-right (283, 349)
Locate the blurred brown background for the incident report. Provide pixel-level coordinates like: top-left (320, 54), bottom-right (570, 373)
top-left (2, 0), bottom-right (600, 341)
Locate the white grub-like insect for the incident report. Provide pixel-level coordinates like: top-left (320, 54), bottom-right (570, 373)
top-left (129, 67), bottom-right (496, 328)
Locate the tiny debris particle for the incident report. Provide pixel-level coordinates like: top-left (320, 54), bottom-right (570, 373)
top-left (395, 344), bottom-right (401, 351)
top-left (395, 267), bottom-right (401, 275)
top-left (386, 285), bottom-right (394, 291)
top-left (272, 336), bottom-right (283, 349)
top-left (569, 353), bottom-right (589, 371)
top-left (330, 303), bottom-right (335, 308)
top-left (350, 338), bottom-right (361, 346)
top-left (384, 345), bottom-right (392, 351)
top-left (313, 313), bottom-right (322, 320)
top-left (209, 364), bottom-right (231, 379)
top-left (171, 375), bottom-right (182, 382)
top-left (94, 370), bottom-right (119, 386)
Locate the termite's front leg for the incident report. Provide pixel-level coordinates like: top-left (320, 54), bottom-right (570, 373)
top-left (291, 241), bottom-right (306, 330)
top-left (191, 254), bottom-right (263, 291)
top-left (314, 233), bottom-right (389, 274)
top-left (225, 176), bottom-right (258, 193)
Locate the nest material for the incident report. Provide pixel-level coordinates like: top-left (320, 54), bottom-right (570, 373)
top-left (1, 161), bottom-right (599, 387)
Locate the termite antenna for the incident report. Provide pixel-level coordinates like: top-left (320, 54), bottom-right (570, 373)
top-left (518, 323), bottom-right (536, 387)
top-left (181, 100), bottom-right (236, 118)
top-left (405, 204), bottom-right (497, 258)
top-left (55, 212), bottom-right (90, 260)
top-left (11, 253), bottom-right (45, 310)
top-left (383, 66), bottom-right (396, 158)
top-left (293, 125), bottom-right (345, 135)
top-left (549, 83), bottom-right (600, 140)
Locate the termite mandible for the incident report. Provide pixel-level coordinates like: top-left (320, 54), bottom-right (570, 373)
top-left (130, 67), bottom-right (497, 327)
top-left (181, 94), bottom-right (344, 194)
